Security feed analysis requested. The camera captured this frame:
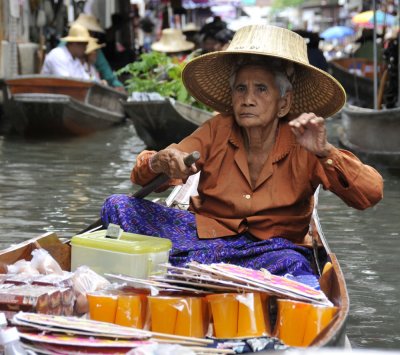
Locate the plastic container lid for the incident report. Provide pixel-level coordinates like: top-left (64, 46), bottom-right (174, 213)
top-left (0, 327), bottom-right (20, 344)
top-left (71, 230), bottom-right (172, 254)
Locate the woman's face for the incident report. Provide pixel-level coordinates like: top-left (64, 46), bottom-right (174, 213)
top-left (232, 65), bottom-right (289, 129)
top-left (87, 51), bottom-right (98, 65)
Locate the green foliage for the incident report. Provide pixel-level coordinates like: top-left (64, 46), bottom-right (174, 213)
top-left (117, 52), bottom-right (211, 111)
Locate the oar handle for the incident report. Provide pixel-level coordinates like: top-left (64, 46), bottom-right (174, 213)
top-left (133, 151), bottom-right (200, 199)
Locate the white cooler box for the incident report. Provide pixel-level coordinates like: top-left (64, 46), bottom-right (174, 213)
top-left (70, 230), bottom-right (172, 279)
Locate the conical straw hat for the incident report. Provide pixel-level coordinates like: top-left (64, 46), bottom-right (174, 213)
top-left (62, 23), bottom-right (92, 42)
top-left (152, 28), bottom-right (195, 53)
top-left (73, 13), bottom-right (105, 33)
top-left (85, 38), bottom-right (105, 54)
top-left (182, 25), bottom-right (346, 118)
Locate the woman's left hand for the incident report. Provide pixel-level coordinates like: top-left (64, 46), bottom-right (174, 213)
top-left (288, 113), bottom-right (333, 158)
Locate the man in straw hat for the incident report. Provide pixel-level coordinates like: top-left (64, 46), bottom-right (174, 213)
top-left (101, 25), bottom-right (383, 283)
top-left (41, 23), bottom-right (92, 79)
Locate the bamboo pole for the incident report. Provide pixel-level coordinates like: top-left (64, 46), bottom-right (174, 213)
top-left (0, 0), bottom-right (3, 74)
top-left (398, 0), bottom-right (400, 106)
top-left (373, 0), bottom-right (378, 109)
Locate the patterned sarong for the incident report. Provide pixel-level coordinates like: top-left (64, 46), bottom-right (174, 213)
top-left (101, 195), bottom-right (317, 280)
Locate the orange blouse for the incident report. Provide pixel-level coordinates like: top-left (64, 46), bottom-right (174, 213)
top-left (131, 114), bottom-right (383, 243)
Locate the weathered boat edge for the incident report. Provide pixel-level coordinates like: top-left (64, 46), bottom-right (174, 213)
top-left (338, 105), bottom-right (400, 168)
top-left (123, 99), bottom-right (212, 150)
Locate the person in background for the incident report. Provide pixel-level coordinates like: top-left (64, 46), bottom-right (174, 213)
top-left (214, 28), bottom-right (235, 51)
top-left (41, 23), bottom-right (91, 79)
top-left (199, 16), bottom-right (227, 36)
top-left (151, 28), bottom-right (195, 61)
top-left (104, 13), bottom-right (136, 71)
top-left (101, 25), bottom-right (383, 286)
top-left (295, 30), bottom-right (328, 72)
top-left (84, 37), bottom-right (106, 84)
top-left (200, 31), bottom-right (219, 54)
top-left (72, 13), bottom-right (126, 92)
top-left (353, 28), bottom-right (383, 63)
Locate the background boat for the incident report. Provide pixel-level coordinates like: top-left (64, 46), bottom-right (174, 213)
top-left (338, 104), bottom-right (400, 167)
top-left (1, 75), bottom-right (127, 137)
top-left (123, 98), bottom-right (213, 150)
top-left (328, 58), bottom-right (385, 108)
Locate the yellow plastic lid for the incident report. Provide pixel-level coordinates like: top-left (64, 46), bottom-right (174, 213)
top-left (71, 230), bottom-right (172, 254)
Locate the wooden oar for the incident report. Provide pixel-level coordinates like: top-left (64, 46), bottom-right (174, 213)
top-left (78, 151), bottom-right (200, 234)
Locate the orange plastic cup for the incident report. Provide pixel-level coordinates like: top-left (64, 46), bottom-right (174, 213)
top-left (147, 296), bottom-right (181, 334)
top-left (302, 304), bottom-right (337, 346)
top-left (115, 294), bottom-right (147, 328)
top-left (237, 293), bottom-right (269, 337)
top-left (274, 299), bottom-right (310, 347)
top-left (206, 293), bottom-right (239, 338)
top-left (274, 299), bottom-right (337, 347)
top-left (174, 297), bottom-right (209, 337)
top-left (87, 293), bottom-right (118, 323)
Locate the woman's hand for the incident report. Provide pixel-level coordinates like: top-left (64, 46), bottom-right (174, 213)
top-left (288, 113), bottom-right (333, 158)
top-left (150, 148), bottom-right (198, 179)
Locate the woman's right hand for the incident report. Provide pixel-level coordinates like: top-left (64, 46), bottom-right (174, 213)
top-left (150, 148), bottom-right (198, 179)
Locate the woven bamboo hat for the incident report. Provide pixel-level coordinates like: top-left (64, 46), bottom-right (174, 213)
top-left (73, 13), bottom-right (105, 33)
top-left (151, 28), bottom-right (195, 53)
top-left (62, 23), bottom-right (92, 42)
top-left (182, 25), bottom-right (346, 118)
top-left (85, 38), bottom-right (105, 54)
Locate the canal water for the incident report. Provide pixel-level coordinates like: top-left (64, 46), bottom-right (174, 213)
top-left (0, 118), bottom-right (399, 350)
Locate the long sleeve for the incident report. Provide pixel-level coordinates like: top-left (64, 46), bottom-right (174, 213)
top-left (312, 146), bottom-right (383, 210)
top-left (95, 50), bottom-right (124, 88)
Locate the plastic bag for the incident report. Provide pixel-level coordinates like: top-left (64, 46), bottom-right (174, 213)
top-left (71, 266), bottom-right (111, 315)
top-left (30, 249), bottom-right (63, 275)
top-left (6, 260), bottom-right (40, 275)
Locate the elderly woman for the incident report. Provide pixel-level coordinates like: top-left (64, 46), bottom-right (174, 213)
top-left (101, 25), bottom-right (383, 282)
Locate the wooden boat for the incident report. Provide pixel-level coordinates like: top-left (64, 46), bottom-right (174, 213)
top-left (328, 58), bottom-right (385, 108)
top-left (123, 98), bottom-right (213, 150)
top-left (0, 187), bottom-right (349, 349)
top-left (1, 75), bottom-right (127, 137)
top-left (339, 104), bottom-right (400, 167)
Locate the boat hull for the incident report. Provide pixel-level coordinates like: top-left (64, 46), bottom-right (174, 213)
top-left (123, 100), bottom-right (213, 150)
top-left (2, 76), bottom-right (127, 137)
top-left (339, 104), bottom-right (400, 167)
top-left (5, 93), bottom-right (124, 137)
top-left (0, 222), bottom-right (348, 349)
top-left (328, 58), bottom-right (383, 108)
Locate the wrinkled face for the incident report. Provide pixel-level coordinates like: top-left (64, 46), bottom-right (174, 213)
top-left (232, 65), bottom-right (286, 129)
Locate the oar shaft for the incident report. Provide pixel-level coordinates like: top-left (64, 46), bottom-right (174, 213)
top-left (134, 151), bottom-right (200, 198)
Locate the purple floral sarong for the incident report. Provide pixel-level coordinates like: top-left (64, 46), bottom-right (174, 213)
top-left (101, 195), bottom-right (317, 282)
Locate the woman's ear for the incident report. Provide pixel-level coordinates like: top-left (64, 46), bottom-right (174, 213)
top-left (278, 90), bottom-right (293, 117)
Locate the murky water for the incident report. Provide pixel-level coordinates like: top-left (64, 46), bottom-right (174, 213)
top-left (0, 118), bottom-right (399, 349)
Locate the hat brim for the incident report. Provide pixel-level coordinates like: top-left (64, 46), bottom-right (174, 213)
top-left (86, 42), bottom-right (105, 54)
top-left (151, 42), bottom-right (195, 53)
top-left (61, 36), bottom-right (90, 42)
top-left (182, 51), bottom-right (346, 118)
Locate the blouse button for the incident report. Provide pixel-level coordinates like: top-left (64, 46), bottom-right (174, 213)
top-left (244, 194), bottom-right (251, 199)
top-left (326, 159), bottom-right (333, 165)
